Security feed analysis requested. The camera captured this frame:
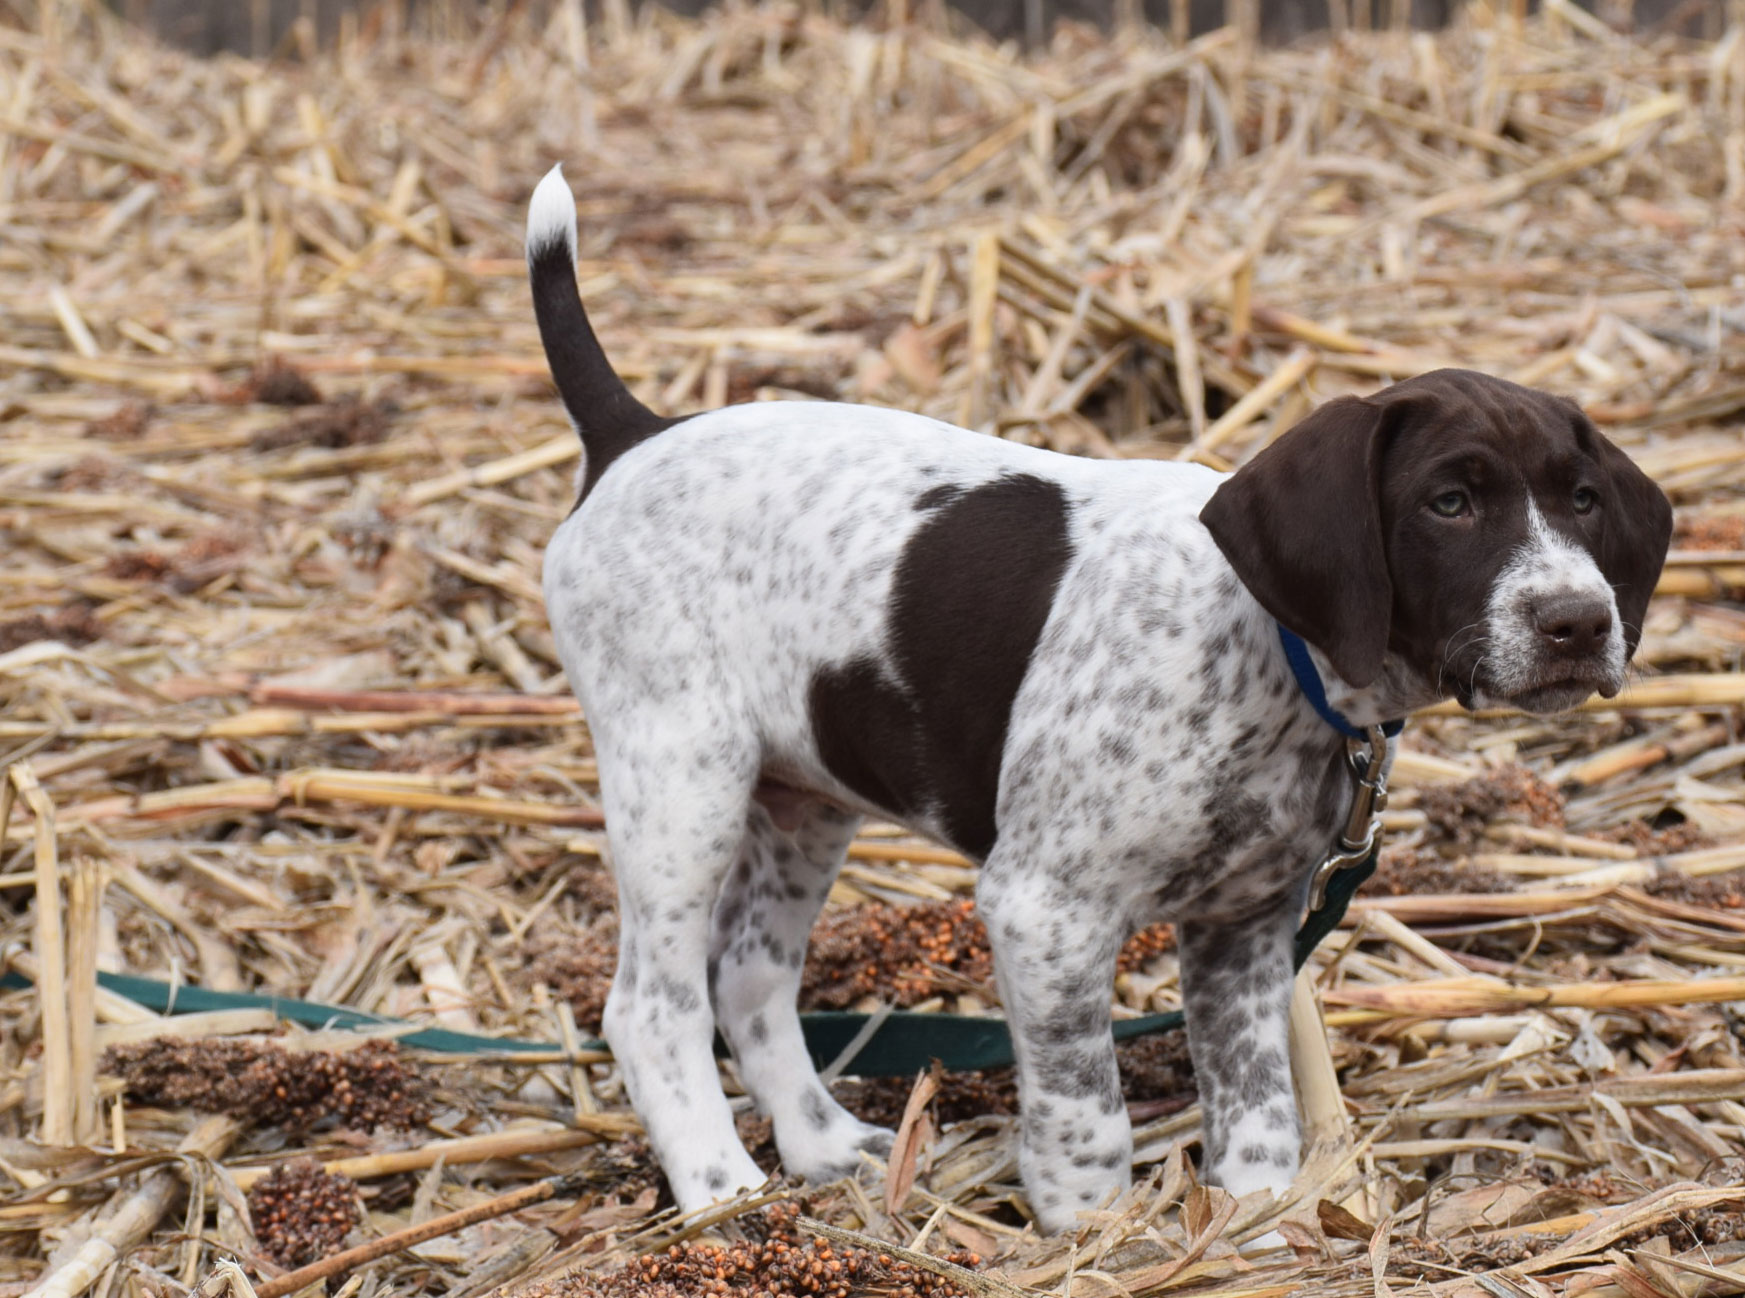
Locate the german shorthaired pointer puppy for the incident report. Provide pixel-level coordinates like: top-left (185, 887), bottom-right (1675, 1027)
top-left (526, 165), bottom-right (1672, 1232)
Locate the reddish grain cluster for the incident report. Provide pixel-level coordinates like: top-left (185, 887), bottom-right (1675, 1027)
top-left (1416, 764), bottom-right (1565, 850)
top-left (544, 895), bottom-right (1175, 1032)
top-left (1114, 922), bottom-right (1176, 974)
top-left (1598, 819), bottom-right (1709, 856)
top-left (1366, 846), bottom-right (1518, 897)
top-left (1393, 1231), bottom-right (1549, 1277)
top-left (540, 1204), bottom-right (983, 1298)
top-left (103, 1037), bottom-right (430, 1131)
top-left (1642, 873), bottom-right (1745, 908)
top-left (247, 1159), bottom-right (362, 1269)
top-left (531, 912), bottom-right (620, 1033)
top-left (81, 398), bottom-right (155, 438)
top-left (1674, 513), bottom-right (1745, 552)
top-left (796, 896), bottom-right (993, 1009)
top-left (832, 1071), bottom-right (1018, 1129)
top-left (102, 528), bottom-right (251, 593)
top-left (802, 897), bottom-right (1173, 1011)
top-left (214, 356), bottom-right (323, 406)
top-left (0, 604), bottom-right (103, 653)
top-left (251, 395), bottom-right (397, 452)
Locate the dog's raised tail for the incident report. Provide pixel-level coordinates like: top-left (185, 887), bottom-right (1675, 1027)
top-left (527, 165), bottom-right (673, 498)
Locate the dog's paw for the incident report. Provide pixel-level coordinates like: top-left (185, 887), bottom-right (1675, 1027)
top-left (783, 1118), bottom-right (896, 1184)
top-left (670, 1150), bottom-right (772, 1217)
top-left (851, 1123), bottom-right (895, 1159)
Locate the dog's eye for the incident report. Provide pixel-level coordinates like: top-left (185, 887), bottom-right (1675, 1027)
top-left (1429, 491), bottom-right (1469, 518)
top-left (1573, 487), bottom-right (1599, 514)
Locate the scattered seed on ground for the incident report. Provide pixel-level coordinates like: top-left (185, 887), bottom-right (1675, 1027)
top-left (102, 530), bottom-right (250, 592)
top-left (1598, 819), bottom-right (1710, 855)
top-left (103, 1037), bottom-right (431, 1131)
top-left (83, 399), bottom-right (156, 438)
top-left (217, 356), bottom-right (323, 406)
top-left (521, 1201), bottom-right (983, 1298)
top-left (251, 396), bottom-right (396, 451)
top-left (1417, 765), bottom-right (1565, 849)
top-left (1366, 846), bottom-right (1517, 897)
top-left (537, 896), bottom-right (1174, 1032)
top-left (1641, 869), bottom-right (1745, 909)
top-left (1674, 514), bottom-right (1745, 551)
top-left (0, 604), bottom-right (103, 652)
top-left (248, 1158), bottom-right (363, 1270)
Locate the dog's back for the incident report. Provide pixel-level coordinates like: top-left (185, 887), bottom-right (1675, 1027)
top-left (543, 395), bottom-right (1226, 849)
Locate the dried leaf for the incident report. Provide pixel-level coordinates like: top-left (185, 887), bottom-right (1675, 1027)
top-left (884, 1064), bottom-right (940, 1217)
top-left (1318, 1200), bottom-right (1375, 1243)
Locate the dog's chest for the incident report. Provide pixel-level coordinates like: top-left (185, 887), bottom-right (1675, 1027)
top-left (994, 519), bottom-right (1354, 913)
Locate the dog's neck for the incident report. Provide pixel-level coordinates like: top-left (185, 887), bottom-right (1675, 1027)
top-left (1309, 645), bottom-right (1441, 732)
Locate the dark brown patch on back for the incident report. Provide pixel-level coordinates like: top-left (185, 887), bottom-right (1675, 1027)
top-left (809, 474), bottom-right (1074, 859)
top-left (915, 483), bottom-right (964, 511)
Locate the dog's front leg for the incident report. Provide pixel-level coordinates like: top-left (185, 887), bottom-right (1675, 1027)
top-left (1177, 893), bottom-right (1300, 1203)
top-left (979, 866), bottom-right (1131, 1234)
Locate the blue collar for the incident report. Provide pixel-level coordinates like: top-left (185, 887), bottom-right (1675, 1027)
top-left (1277, 625), bottom-right (1405, 741)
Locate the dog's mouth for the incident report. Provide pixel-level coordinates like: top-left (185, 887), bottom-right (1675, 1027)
top-left (1442, 613), bottom-right (1625, 715)
top-left (1501, 675), bottom-right (1614, 715)
top-left (1462, 668), bottom-right (1620, 715)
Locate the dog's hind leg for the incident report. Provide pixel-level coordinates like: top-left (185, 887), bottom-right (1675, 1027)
top-left (595, 727), bottom-right (768, 1214)
top-left (710, 799), bottom-right (895, 1184)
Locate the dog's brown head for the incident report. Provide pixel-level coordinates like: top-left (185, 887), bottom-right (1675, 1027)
top-left (1200, 369), bottom-right (1672, 713)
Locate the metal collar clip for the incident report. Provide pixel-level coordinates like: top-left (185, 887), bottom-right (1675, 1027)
top-left (1305, 724), bottom-right (1391, 913)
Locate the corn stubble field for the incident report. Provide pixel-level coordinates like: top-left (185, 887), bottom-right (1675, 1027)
top-left (3, 0), bottom-right (1745, 1294)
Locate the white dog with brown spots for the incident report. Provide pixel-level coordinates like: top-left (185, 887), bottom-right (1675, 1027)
top-left (526, 165), bottom-right (1671, 1233)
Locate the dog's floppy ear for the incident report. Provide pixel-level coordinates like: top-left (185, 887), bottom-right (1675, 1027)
top-left (1576, 414), bottom-right (1672, 661)
top-left (1200, 393), bottom-right (1407, 689)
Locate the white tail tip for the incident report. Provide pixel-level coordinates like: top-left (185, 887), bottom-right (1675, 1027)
top-left (527, 163), bottom-right (578, 264)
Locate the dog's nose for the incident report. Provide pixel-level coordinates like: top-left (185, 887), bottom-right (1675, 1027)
top-left (1532, 595), bottom-right (1613, 656)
